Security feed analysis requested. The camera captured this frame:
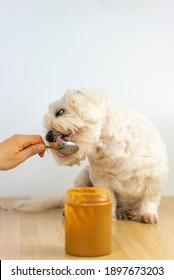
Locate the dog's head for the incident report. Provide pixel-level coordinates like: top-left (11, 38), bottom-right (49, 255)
top-left (44, 89), bottom-right (107, 166)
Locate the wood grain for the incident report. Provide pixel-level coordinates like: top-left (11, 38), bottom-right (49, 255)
top-left (0, 197), bottom-right (174, 260)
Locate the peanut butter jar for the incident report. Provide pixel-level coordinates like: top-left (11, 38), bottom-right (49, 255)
top-left (65, 187), bottom-right (112, 257)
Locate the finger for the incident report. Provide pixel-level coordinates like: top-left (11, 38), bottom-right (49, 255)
top-left (38, 150), bottom-right (46, 158)
top-left (39, 152), bottom-right (44, 158)
top-left (19, 144), bottom-right (46, 161)
top-left (17, 135), bottom-right (45, 149)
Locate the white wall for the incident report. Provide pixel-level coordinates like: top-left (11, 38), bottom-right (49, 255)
top-left (0, 0), bottom-right (173, 197)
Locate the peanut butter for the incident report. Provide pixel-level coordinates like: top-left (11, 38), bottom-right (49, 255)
top-left (65, 187), bottom-right (112, 257)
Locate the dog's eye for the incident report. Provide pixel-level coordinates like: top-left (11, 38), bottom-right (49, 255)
top-left (55, 109), bottom-right (65, 117)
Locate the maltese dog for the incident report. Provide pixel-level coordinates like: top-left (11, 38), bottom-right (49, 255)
top-left (14, 89), bottom-right (168, 223)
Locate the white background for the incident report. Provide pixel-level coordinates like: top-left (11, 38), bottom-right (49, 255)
top-left (0, 0), bottom-right (173, 197)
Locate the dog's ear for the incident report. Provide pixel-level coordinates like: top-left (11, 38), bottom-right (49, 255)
top-left (65, 89), bottom-right (107, 123)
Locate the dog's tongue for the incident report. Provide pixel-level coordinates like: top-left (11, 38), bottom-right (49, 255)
top-left (56, 135), bottom-right (64, 143)
top-left (55, 138), bottom-right (79, 157)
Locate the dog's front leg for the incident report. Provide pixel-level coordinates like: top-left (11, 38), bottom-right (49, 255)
top-left (110, 189), bottom-right (117, 221)
top-left (74, 165), bottom-right (93, 188)
top-left (138, 185), bottom-right (161, 223)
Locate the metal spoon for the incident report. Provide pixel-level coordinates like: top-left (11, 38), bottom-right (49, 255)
top-left (45, 141), bottom-right (79, 156)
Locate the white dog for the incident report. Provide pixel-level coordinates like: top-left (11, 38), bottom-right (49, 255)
top-left (14, 89), bottom-right (168, 223)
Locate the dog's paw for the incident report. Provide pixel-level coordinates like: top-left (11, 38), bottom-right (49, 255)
top-left (62, 208), bottom-right (65, 217)
top-left (112, 209), bottom-right (117, 221)
top-left (138, 213), bottom-right (158, 224)
top-left (117, 208), bottom-right (137, 221)
top-left (13, 199), bottom-right (42, 212)
top-left (112, 215), bottom-right (117, 222)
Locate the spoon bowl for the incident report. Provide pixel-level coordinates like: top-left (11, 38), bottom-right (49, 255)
top-left (45, 141), bottom-right (79, 156)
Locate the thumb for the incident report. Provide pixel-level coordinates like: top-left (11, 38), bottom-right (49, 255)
top-left (20, 144), bottom-right (46, 161)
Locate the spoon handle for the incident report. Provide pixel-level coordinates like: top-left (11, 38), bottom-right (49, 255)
top-left (45, 145), bottom-right (60, 150)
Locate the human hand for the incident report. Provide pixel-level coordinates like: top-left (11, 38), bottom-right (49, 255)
top-left (0, 134), bottom-right (46, 170)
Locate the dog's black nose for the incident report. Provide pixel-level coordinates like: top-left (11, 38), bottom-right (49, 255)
top-left (46, 130), bottom-right (54, 142)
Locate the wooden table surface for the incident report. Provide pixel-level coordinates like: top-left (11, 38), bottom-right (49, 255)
top-left (0, 197), bottom-right (174, 260)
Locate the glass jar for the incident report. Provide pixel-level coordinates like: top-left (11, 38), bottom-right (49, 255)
top-left (65, 187), bottom-right (112, 257)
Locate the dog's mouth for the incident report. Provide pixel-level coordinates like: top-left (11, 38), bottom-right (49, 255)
top-left (56, 133), bottom-right (71, 143)
top-left (49, 132), bottom-right (78, 158)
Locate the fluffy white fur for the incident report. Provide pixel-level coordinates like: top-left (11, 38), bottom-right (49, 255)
top-left (14, 89), bottom-right (168, 223)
